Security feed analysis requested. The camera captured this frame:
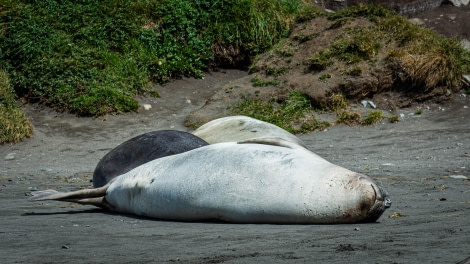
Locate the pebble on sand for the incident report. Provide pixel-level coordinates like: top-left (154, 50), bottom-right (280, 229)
top-left (4, 153), bottom-right (16, 160)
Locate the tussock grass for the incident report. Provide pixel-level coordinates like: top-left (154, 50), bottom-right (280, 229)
top-left (327, 93), bottom-right (348, 112)
top-left (0, 69), bottom-right (33, 144)
top-left (310, 4), bottom-right (469, 93)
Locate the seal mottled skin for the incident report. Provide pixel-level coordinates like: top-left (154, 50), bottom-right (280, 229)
top-left (30, 138), bottom-right (391, 224)
top-left (92, 130), bottom-right (208, 187)
top-left (192, 115), bottom-right (307, 148)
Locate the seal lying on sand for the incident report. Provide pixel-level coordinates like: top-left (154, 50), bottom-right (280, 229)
top-left (192, 116), bottom-right (307, 148)
top-left (29, 138), bottom-right (391, 224)
top-left (92, 130), bottom-right (208, 187)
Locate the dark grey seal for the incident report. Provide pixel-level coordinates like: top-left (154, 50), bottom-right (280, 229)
top-left (92, 130), bottom-right (208, 187)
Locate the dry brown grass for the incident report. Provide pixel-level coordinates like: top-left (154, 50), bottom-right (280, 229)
top-left (336, 109), bottom-right (361, 126)
top-left (398, 52), bottom-right (458, 90)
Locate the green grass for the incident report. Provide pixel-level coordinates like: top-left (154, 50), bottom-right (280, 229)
top-left (319, 73), bottom-right (332, 82)
top-left (389, 115), bottom-right (399, 123)
top-left (362, 111), bottom-right (384, 125)
top-left (0, 68), bottom-right (33, 144)
top-left (0, 0), bottom-right (312, 116)
top-left (251, 77), bottom-right (280, 87)
top-left (232, 91), bottom-right (330, 133)
top-left (309, 27), bottom-right (381, 68)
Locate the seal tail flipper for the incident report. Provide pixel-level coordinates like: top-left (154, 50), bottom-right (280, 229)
top-left (58, 197), bottom-right (115, 210)
top-left (29, 185), bottom-right (109, 202)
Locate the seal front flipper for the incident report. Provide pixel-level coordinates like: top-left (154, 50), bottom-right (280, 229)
top-left (237, 137), bottom-right (306, 149)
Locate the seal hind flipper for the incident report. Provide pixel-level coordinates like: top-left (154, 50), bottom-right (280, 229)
top-left (237, 137), bottom-right (307, 149)
top-left (29, 185), bottom-right (109, 207)
top-left (28, 189), bottom-right (64, 201)
top-left (58, 197), bottom-right (115, 210)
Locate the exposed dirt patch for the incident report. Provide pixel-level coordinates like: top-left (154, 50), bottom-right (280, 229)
top-left (412, 3), bottom-right (470, 40)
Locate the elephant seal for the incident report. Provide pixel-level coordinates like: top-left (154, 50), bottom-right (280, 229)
top-left (29, 138), bottom-right (391, 224)
top-left (192, 115), bottom-right (307, 148)
top-left (92, 130), bottom-right (208, 187)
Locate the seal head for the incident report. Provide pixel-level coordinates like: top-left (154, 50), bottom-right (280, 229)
top-left (363, 179), bottom-right (392, 223)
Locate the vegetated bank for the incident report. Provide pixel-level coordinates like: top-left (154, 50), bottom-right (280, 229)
top-left (0, 0), bottom-right (312, 143)
top-left (1, 2), bottom-right (469, 143)
top-left (213, 4), bottom-right (470, 132)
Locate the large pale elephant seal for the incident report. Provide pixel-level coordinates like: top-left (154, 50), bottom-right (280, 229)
top-left (92, 130), bottom-right (208, 187)
top-left (192, 115), bottom-right (307, 148)
top-left (29, 138), bottom-right (391, 224)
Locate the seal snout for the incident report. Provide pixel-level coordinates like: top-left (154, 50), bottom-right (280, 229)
top-left (356, 174), bottom-right (391, 222)
top-left (383, 197), bottom-right (392, 208)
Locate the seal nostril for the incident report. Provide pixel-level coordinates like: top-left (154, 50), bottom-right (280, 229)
top-left (384, 198), bottom-right (392, 208)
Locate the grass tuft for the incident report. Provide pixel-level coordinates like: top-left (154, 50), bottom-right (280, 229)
top-left (232, 91), bottom-right (330, 133)
top-left (362, 111), bottom-right (384, 125)
top-left (336, 110), bottom-right (362, 126)
top-left (0, 69), bottom-right (33, 144)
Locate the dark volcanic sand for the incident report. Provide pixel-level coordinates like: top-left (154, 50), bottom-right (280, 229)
top-left (1, 5), bottom-right (470, 264)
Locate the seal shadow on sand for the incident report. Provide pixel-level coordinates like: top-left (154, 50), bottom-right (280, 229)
top-left (22, 207), bottom-right (388, 225)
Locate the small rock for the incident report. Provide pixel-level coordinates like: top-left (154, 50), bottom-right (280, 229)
top-left (142, 104), bottom-right (152, 110)
top-left (381, 163), bottom-right (395, 166)
top-left (4, 153), bottom-right (16, 160)
top-left (62, 245), bottom-right (70, 249)
top-left (29, 187), bottom-right (38, 191)
top-left (450, 175), bottom-right (467, 179)
top-left (408, 18), bottom-right (425, 25)
top-left (389, 212), bottom-right (404, 218)
top-left (354, 227), bottom-right (360, 231)
top-left (367, 101), bottom-right (376, 109)
top-left (361, 100), bottom-right (367, 107)
top-left (40, 168), bottom-right (53, 172)
top-left (461, 40), bottom-right (470, 51)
